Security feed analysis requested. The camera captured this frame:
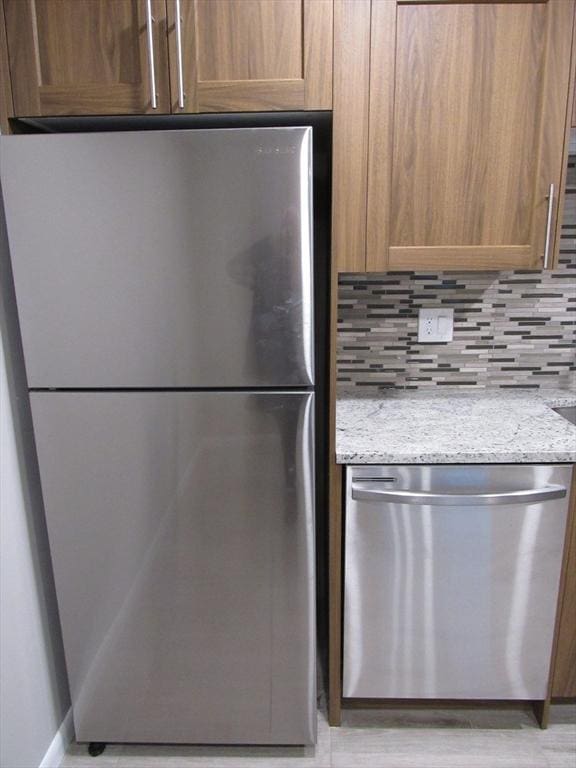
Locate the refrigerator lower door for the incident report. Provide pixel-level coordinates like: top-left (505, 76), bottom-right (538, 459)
top-left (30, 391), bottom-right (316, 745)
top-left (1, 128), bottom-right (313, 389)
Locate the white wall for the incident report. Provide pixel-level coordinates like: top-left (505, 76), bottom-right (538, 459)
top-left (0, 184), bottom-right (71, 768)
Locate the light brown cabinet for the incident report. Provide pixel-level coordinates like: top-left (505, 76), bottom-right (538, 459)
top-left (333, 0), bottom-right (576, 273)
top-left (166, 0), bottom-right (332, 113)
top-left (4, 0), bottom-right (171, 115)
top-left (2, 0), bottom-right (332, 119)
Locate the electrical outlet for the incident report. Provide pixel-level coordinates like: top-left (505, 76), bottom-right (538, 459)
top-left (418, 308), bottom-right (454, 343)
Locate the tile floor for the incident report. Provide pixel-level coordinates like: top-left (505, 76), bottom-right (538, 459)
top-left (59, 703), bottom-right (576, 768)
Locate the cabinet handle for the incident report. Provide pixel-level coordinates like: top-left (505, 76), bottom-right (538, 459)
top-left (146, 0), bottom-right (158, 109)
top-left (175, 0), bottom-right (185, 109)
top-left (543, 182), bottom-right (554, 270)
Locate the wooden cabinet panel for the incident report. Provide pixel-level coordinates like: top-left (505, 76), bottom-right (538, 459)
top-left (195, 0), bottom-right (302, 82)
top-left (332, 0), bottom-right (371, 273)
top-left (390, 4), bottom-right (543, 262)
top-left (365, 0), bottom-right (575, 272)
top-left (0, 0), bottom-right (14, 132)
top-left (4, 0), bottom-right (170, 116)
top-left (572, 65), bottom-right (576, 128)
top-left (166, 0), bottom-right (333, 113)
top-left (551, 470), bottom-right (576, 698)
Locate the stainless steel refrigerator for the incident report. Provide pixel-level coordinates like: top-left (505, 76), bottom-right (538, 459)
top-left (0, 128), bottom-right (316, 745)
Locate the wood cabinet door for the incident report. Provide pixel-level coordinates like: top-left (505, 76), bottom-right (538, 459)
top-left (4, 0), bottom-right (170, 116)
top-left (165, 0), bottom-right (332, 113)
top-left (366, 0), bottom-right (575, 272)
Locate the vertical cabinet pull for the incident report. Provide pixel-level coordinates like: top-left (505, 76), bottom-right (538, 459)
top-left (175, 0), bottom-right (185, 109)
top-left (543, 182), bottom-right (554, 269)
top-left (145, 0), bottom-right (158, 109)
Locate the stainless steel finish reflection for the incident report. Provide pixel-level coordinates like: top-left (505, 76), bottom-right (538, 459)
top-left (30, 391), bottom-right (316, 745)
top-left (351, 483), bottom-right (567, 506)
top-left (145, 0), bottom-right (158, 109)
top-left (344, 464), bottom-right (571, 700)
top-left (1, 128), bottom-right (313, 388)
top-left (175, 0), bottom-right (185, 108)
top-left (544, 182), bottom-right (554, 269)
top-left (554, 406), bottom-right (576, 426)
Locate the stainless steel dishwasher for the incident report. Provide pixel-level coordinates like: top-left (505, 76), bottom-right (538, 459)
top-left (343, 464), bottom-right (572, 700)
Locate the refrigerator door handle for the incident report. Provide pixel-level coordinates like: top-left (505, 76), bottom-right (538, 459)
top-left (351, 483), bottom-right (567, 506)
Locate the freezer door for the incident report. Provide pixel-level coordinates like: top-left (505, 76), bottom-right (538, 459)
top-left (1, 128), bottom-right (313, 388)
top-left (343, 464), bottom-right (571, 700)
top-left (30, 391), bottom-right (316, 745)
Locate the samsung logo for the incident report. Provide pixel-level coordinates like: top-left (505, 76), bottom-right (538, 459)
top-left (256, 146), bottom-right (297, 155)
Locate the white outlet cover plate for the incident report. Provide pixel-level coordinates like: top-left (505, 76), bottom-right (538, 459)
top-left (418, 308), bottom-right (454, 343)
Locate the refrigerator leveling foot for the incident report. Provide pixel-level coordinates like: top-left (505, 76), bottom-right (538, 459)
top-left (88, 743), bottom-right (106, 757)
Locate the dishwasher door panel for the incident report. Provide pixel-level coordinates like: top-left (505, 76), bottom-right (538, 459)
top-left (343, 464), bottom-right (571, 700)
top-left (30, 391), bottom-right (316, 744)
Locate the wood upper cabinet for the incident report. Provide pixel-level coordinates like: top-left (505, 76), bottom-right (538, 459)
top-left (165, 0), bottom-right (333, 113)
top-left (333, 0), bottom-right (575, 272)
top-left (4, 0), bottom-right (171, 115)
top-left (370, 0), bottom-right (576, 271)
top-left (2, 0), bottom-right (332, 118)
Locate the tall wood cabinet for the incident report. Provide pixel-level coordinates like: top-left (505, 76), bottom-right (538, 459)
top-left (333, 0), bottom-right (576, 273)
top-left (1, 0), bottom-right (332, 118)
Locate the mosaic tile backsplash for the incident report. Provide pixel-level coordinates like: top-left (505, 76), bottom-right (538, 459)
top-left (337, 164), bottom-right (576, 392)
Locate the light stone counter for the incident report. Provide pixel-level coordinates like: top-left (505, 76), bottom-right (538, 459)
top-left (336, 388), bottom-right (576, 464)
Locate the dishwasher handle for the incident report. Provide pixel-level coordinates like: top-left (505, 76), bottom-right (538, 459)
top-left (350, 483), bottom-right (567, 506)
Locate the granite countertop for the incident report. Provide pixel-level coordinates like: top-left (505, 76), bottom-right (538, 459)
top-left (336, 388), bottom-right (576, 464)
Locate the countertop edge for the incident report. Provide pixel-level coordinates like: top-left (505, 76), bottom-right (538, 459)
top-left (336, 452), bottom-right (576, 465)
